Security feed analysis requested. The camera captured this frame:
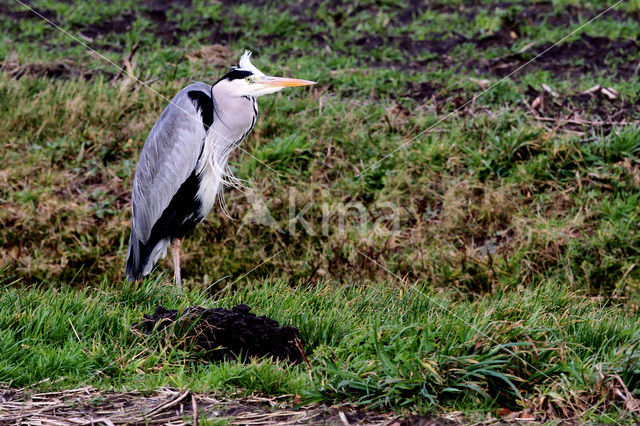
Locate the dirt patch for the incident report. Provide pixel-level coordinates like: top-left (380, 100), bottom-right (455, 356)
top-left (0, 3), bottom-right (57, 24)
top-left (514, 0), bottom-right (635, 28)
top-left (141, 0), bottom-right (191, 45)
top-left (79, 14), bottom-right (135, 41)
top-left (482, 34), bottom-right (640, 79)
top-left (396, 415), bottom-right (460, 426)
top-left (134, 304), bottom-right (305, 364)
top-left (0, 387), bottom-right (459, 425)
top-left (186, 43), bottom-right (234, 66)
top-left (401, 0), bottom-right (636, 28)
top-left (365, 31), bottom-right (639, 80)
top-left (3, 0), bottom-right (637, 81)
top-left (341, 1), bottom-right (638, 79)
top-left (1, 58), bottom-right (106, 80)
top-left (1, 0), bottom-right (233, 50)
top-left (143, 0), bottom-right (237, 46)
top-left (67, 0), bottom-right (198, 46)
top-left (404, 82), bottom-right (469, 109)
top-left (524, 84), bottom-right (640, 133)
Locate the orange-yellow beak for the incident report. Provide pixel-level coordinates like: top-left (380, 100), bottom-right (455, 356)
top-left (256, 76), bottom-right (316, 87)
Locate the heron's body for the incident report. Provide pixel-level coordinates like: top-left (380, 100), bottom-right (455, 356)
top-left (126, 82), bottom-right (257, 281)
top-left (126, 51), bottom-right (314, 284)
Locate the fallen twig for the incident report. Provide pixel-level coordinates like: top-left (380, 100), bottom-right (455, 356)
top-left (112, 42), bottom-right (141, 82)
top-left (144, 390), bottom-right (190, 417)
top-left (191, 394), bottom-right (198, 426)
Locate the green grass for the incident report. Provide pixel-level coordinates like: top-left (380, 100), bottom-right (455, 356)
top-left (2, 277), bottom-right (640, 421)
top-left (1, 0), bottom-right (640, 421)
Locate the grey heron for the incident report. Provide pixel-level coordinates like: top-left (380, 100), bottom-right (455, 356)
top-left (126, 50), bottom-right (315, 285)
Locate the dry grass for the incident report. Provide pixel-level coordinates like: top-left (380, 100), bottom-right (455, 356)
top-left (0, 386), bottom-right (405, 425)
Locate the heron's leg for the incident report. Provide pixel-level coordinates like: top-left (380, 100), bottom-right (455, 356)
top-left (171, 237), bottom-right (182, 286)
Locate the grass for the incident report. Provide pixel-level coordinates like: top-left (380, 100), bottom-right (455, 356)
top-left (1, 0), bottom-right (640, 422)
top-left (2, 277), bottom-right (640, 422)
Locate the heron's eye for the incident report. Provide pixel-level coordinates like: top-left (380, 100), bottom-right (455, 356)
top-left (245, 76), bottom-right (255, 83)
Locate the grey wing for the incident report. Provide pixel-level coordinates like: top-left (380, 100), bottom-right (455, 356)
top-left (131, 82), bottom-right (211, 243)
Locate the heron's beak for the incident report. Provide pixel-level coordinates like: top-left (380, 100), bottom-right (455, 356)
top-left (257, 76), bottom-right (316, 87)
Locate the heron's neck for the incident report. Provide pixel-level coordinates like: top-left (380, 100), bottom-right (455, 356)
top-left (211, 85), bottom-right (254, 118)
top-left (196, 87), bottom-right (256, 218)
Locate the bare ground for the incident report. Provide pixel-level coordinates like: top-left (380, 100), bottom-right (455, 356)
top-left (0, 387), bottom-right (459, 425)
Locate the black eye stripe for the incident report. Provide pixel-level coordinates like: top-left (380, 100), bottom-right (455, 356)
top-left (224, 69), bottom-right (253, 81)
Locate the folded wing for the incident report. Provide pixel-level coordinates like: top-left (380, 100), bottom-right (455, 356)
top-left (126, 82), bottom-right (212, 281)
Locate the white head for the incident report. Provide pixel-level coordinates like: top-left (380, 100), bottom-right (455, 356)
top-left (213, 50), bottom-right (316, 98)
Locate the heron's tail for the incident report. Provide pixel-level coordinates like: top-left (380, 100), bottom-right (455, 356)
top-left (126, 233), bottom-right (145, 282)
top-left (126, 233), bottom-right (169, 282)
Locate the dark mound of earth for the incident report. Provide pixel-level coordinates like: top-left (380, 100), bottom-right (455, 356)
top-left (134, 304), bottom-right (304, 364)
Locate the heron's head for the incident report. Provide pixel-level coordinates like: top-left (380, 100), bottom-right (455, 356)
top-left (215, 50), bottom-right (316, 98)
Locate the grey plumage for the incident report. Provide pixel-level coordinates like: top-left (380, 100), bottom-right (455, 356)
top-left (126, 82), bottom-right (257, 281)
top-left (125, 50), bottom-right (315, 284)
top-left (132, 83), bottom-right (208, 245)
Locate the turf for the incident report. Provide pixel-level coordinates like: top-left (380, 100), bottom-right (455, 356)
top-left (1, 0), bottom-right (640, 422)
top-left (2, 278), bottom-right (640, 422)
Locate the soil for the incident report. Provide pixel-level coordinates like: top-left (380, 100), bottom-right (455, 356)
top-left (134, 304), bottom-right (305, 364)
top-left (3, 0), bottom-right (638, 124)
top-left (3, 60), bottom-right (103, 80)
top-left (3, 0), bottom-right (638, 77)
top-left (524, 84), bottom-right (639, 129)
top-left (403, 78), bottom-right (639, 134)
top-left (478, 34), bottom-right (640, 79)
top-left (1, 1), bottom-right (637, 129)
top-left (0, 2), bottom-right (57, 24)
top-left (364, 30), bottom-right (640, 81)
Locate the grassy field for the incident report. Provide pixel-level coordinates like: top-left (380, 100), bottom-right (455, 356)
top-left (1, 0), bottom-right (640, 423)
